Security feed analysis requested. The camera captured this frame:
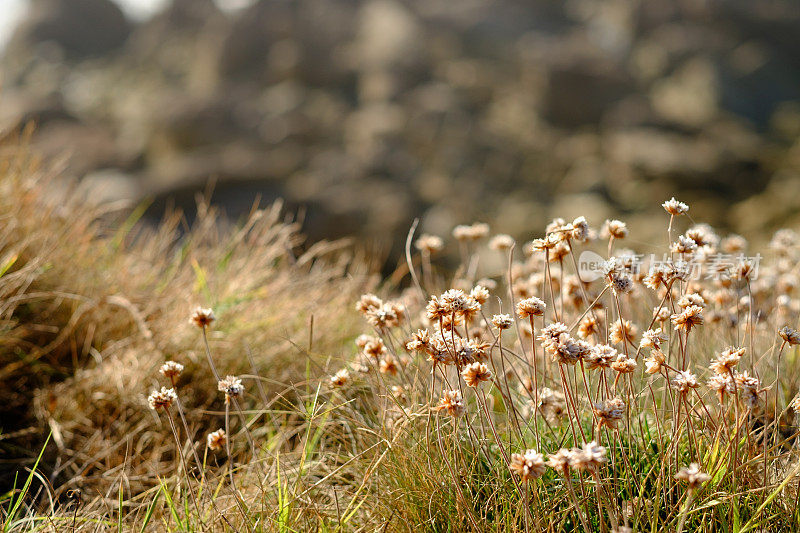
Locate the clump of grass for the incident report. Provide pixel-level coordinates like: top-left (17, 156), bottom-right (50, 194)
top-left (6, 124), bottom-right (800, 531)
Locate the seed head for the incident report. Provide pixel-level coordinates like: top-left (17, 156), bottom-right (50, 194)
top-left (379, 355), bottom-right (399, 376)
top-left (470, 285), bottom-right (490, 305)
top-left (641, 328), bottom-right (667, 350)
top-left (330, 368), bottom-right (350, 387)
top-left (593, 397), bottom-right (625, 429)
top-left (569, 441), bottom-right (607, 472)
top-left (585, 344), bottom-right (617, 371)
top-left (571, 216), bottom-right (590, 242)
top-left (516, 297), bottom-right (546, 319)
top-left (207, 429), bottom-right (227, 451)
top-left (790, 396), bottom-right (800, 413)
top-left (644, 349), bottom-right (666, 374)
top-left (709, 347), bottom-right (744, 375)
top-left (510, 449), bottom-right (546, 482)
top-left (433, 390), bottom-right (466, 417)
top-left (159, 361), bottom-right (184, 381)
top-left (675, 463), bottom-right (709, 490)
top-left (190, 307), bottom-right (215, 328)
top-left (547, 448), bottom-right (573, 475)
top-left (356, 294), bottom-right (383, 315)
top-left (662, 197), bottom-right (689, 216)
top-left (218, 376), bottom-right (244, 399)
top-left (415, 234), bottom-right (444, 254)
top-left (363, 338), bottom-right (388, 359)
top-left (489, 234), bottom-right (515, 251)
top-left (492, 314), bottom-right (514, 330)
top-left (671, 305), bottom-right (704, 332)
top-left (672, 370), bottom-right (700, 394)
top-left (671, 235), bottom-right (698, 254)
top-left (779, 326), bottom-right (800, 345)
top-left (461, 362), bottom-right (492, 387)
top-left (148, 387), bottom-right (177, 410)
top-left (577, 315), bottom-right (600, 339)
top-left (610, 319), bottom-right (638, 345)
top-left (611, 355), bottom-right (637, 374)
top-left (602, 219), bottom-right (628, 239)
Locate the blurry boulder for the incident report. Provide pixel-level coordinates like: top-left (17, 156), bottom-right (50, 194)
top-left (7, 0), bottom-right (131, 60)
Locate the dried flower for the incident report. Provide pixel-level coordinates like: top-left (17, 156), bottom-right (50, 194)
top-left (190, 307), bottom-right (215, 328)
top-left (330, 368), bottom-right (350, 387)
top-left (671, 305), bottom-right (704, 332)
top-left (489, 234), bottom-right (515, 251)
top-left (678, 293), bottom-right (706, 309)
top-left (470, 285), bottom-right (490, 305)
top-left (676, 463), bottom-right (710, 490)
top-left (790, 396), bottom-right (800, 413)
top-left (602, 219), bottom-right (628, 239)
top-left (461, 362), bottom-right (492, 387)
top-left (577, 315), bottom-right (600, 339)
top-left (433, 390), bottom-right (466, 417)
top-left (380, 355), bottom-right (399, 376)
top-left (569, 441), bottom-right (607, 472)
top-left (585, 344), bottom-right (617, 370)
top-left (662, 197), bottom-right (689, 216)
top-left (218, 376), bottom-right (244, 399)
top-left (671, 235), bottom-right (698, 254)
top-left (159, 361), bottom-right (184, 381)
top-left (547, 449), bottom-right (573, 474)
top-left (415, 234), bottom-right (444, 254)
top-left (363, 338), bottom-right (388, 359)
top-left (641, 328), bottom-right (667, 350)
top-left (611, 354), bottom-right (637, 374)
top-left (593, 397), bottom-right (625, 429)
top-left (779, 326), bottom-right (800, 345)
top-left (356, 294), bottom-right (383, 315)
top-left (671, 371), bottom-right (699, 394)
top-left (709, 347), bottom-right (744, 375)
top-left (510, 449), bottom-right (546, 481)
top-left (571, 216), bottom-right (590, 242)
top-left (492, 314), bottom-right (514, 330)
top-left (610, 319), bottom-right (638, 345)
top-left (644, 349), bottom-right (666, 374)
top-left (207, 429), bottom-right (227, 451)
top-left (453, 223), bottom-right (490, 242)
top-left (148, 387), bottom-right (177, 410)
top-left (517, 297), bottom-right (546, 319)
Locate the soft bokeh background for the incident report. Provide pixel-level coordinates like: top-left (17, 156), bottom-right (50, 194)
top-left (2, 0), bottom-right (800, 258)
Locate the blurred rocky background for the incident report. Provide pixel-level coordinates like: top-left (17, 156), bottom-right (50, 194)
top-left (2, 0), bottom-right (800, 258)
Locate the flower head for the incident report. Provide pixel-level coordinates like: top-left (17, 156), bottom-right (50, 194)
top-left (671, 305), bottom-right (704, 332)
top-left (461, 362), bottom-right (492, 387)
top-left (516, 297), bottom-right (546, 319)
top-left (433, 390), bottom-right (466, 417)
top-left (492, 314), bottom-right (514, 330)
top-left (569, 441), bottom-right (607, 472)
top-left (662, 197), bottom-right (689, 216)
top-left (415, 234), bottom-right (444, 254)
top-left (159, 361), bottom-right (184, 381)
top-left (218, 376), bottom-right (244, 399)
top-left (148, 387), bottom-right (177, 410)
top-left (672, 371), bottom-right (699, 394)
top-left (779, 326), bottom-right (800, 345)
top-left (489, 234), bottom-right (515, 251)
top-left (602, 219), bottom-right (628, 239)
top-left (593, 397), bottom-right (625, 429)
top-left (709, 347), bottom-right (744, 375)
top-left (330, 368), bottom-right (350, 387)
top-left (190, 307), bottom-right (215, 328)
top-left (510, 449), bottom-right (546, 482)
top-left (676, 463), bottom-right (709, 490)
top-left (207, 429), bottom-right (227, 451)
